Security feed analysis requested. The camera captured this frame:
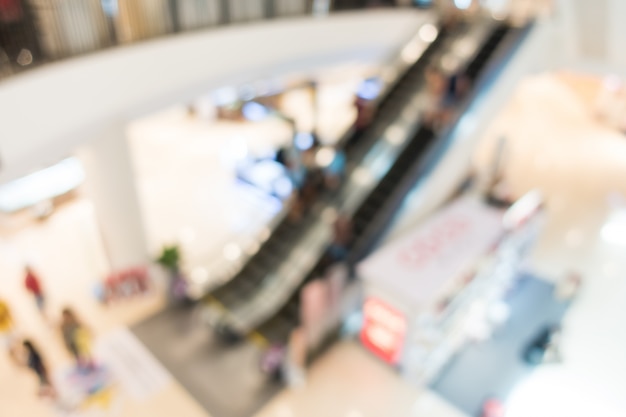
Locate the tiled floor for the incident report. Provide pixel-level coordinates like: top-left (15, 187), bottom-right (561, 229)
top-left (254, 341), bottom-right (467, 417)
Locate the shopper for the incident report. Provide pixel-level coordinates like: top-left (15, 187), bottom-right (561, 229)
top-left (422, 65), bottom-right (448, 129)
top-left (323, 149), bottom-right (346, 191)
top-left (60, 308), bottom-right (94, 370)
top-left (24, 266), bottom-right (46, 314)
top-left (0, 298), bottom-right (13, 335)
top-left (21, 339), bottom-right (56, 398)
top-left (0, 298), bottom-right (17, 355)
top-left (353, 95), bottom-right (375, 132)
top-left (328, 213), bottom-right (353, 261)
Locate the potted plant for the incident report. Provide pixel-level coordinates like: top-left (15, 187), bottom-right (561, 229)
top-left (155, 245), bottom-right (187, 302)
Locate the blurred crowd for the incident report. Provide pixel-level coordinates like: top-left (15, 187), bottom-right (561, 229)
top-left (0, 266), bottom-right (96, 400)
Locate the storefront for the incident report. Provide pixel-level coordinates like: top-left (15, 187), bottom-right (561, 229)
top-left (357, 192), bottom-right (543, 384)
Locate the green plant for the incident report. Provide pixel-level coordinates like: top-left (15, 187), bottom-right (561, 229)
top-left (156, 245), bottom-right (181, 272)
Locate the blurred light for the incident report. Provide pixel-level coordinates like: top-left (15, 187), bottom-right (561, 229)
top-left (212, 86), bottom-right (238, 106)
top-left (506, 367), bottom-right (623, 417)
top-left (352, 167), bottom-right (373, 186)
top-left (223, 243), bottom-right (242, 261)
top-left (503, 190), bottom-right (542, 229)
top-left (0, 157), bottom-right (85, 213)
top-left (601, 210), bottom-right (626, 245)
top-left (17, 49), bottom-right (33, 66)
top-left (242, 101), bottom-right (270, 122)
top-left (454, 38), bottom-right (477, 58)
top-left (385, 125), bottom-right (406, 145)
top-left (346, 411), bottom-right (363, 417)
top-left (273, 176), bottom-right (294, 199)
top-left (441, 53), bottom-right (461, 73)
top-left (315, 147), bottom-right (336, 168)
top-left (454, 0), bottom-right (472, 9)
top-left (487, 301), bottom-right (510, 325)
top-left (191, 267), bottom-right (209, 284)
top-left (401, 43), bottom-right (423, 64)
top-left (357, 77), bottom-right (383, 100)
top-left (418, 24), bottom-right (438, 43)
top-left (232, 138), bottom-right (248, 161)
top-left (294, 132), bottom-right (315, 151)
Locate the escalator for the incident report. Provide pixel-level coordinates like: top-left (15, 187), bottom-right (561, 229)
top-left (256, 125), bottom-right (437, 343)
top-left (340, 27), bottom-right (447, 161)
top-left (255, 22), bottom-right (519, 345)
top-left (464, 24), bottom-right (510, 82)
top-left (204, 24), bottom-right (448, 318)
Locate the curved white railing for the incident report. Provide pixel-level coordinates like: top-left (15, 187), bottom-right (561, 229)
top-left (0, 10), bottom-right (433, 184)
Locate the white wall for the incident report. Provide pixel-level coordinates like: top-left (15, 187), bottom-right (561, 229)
top-left (563, 0), bottom-right (626, 72)
top-left (0, 10), bottom-right (435, 183)
top-left (606, 0), bottom-right (626, 70)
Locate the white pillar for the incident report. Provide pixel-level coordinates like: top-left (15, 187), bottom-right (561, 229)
top-left (569, 0), bottom-right (608, 61)
top-left (77, 124), bottom-right (148, 271)
top-left (606, 0), bottom-right (626, 71)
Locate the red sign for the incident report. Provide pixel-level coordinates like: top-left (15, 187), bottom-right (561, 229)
top-left (360, 297), bottom-right (406, 364)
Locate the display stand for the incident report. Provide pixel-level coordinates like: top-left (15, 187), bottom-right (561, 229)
top-left (357, 192), bottom-right (543, 385)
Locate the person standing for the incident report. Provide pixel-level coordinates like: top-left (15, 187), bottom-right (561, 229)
top-left (24, 266), bottom-right (46, 314)
top-left (0, 298), bottom-right (15, 349)
top-left (60, 308), bottom-right (94, 370)
top-left (328, 213), bottom-right (353, 261)
top-left (21, 339), bottom-right (56, 398)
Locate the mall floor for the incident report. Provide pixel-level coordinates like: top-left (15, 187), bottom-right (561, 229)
top-left (2, 71), bottom-right (626, 417)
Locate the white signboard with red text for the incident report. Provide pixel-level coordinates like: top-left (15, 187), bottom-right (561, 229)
top-left (359, 197), bottom-right (503, 308)
top-left (357, 197), bottom-right (503, 362)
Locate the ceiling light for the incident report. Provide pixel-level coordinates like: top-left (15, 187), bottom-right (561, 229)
top-left (418, 24), bottom-right (438, 43)
top-left (454, 0), bottom-right (472, 10)
top-left (316, 147), bottom-right (336, 168)
top-left (601, 211), bottom-right (626, 245)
